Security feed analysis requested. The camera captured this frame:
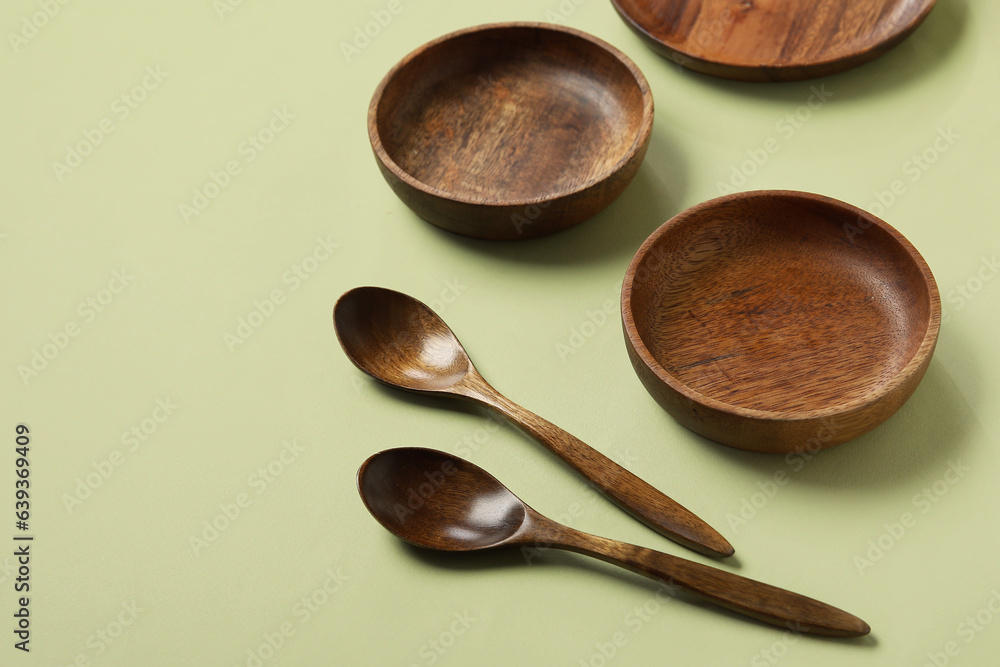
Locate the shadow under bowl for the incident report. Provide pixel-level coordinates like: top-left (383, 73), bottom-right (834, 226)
top-left (621, 190), bottom-right (941, 453)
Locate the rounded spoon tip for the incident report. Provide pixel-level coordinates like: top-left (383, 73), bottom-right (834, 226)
top-left (357, 447), bottom-right (528, 552)
top-left (334, 286), bottom-right (473, 394)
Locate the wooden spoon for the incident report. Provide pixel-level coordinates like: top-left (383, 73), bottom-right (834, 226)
top-left (333, 286), bottom-right (733, 558)
top-left (358, 447), bottom-right (870, 637)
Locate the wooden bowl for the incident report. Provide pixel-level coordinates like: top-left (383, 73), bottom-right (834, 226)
top-left (621, 191), bottom-right (940, 454)
top-left (610, 0), bottom-right (938, 82)
top-left (367, 23), bottom-right (654, 240)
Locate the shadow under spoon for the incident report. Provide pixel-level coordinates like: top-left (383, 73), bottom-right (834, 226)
top-left (357, 447), bottom-right (870, 637)
top-left (334, 286), bottom-right (733, 557)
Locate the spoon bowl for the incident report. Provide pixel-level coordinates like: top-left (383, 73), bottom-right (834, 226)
top-left (358, 447), bottom-right (870, 637)
top-left (334, 286), bottom-right (471, 393)
top-left (358, 447), bottom-right (526, 551)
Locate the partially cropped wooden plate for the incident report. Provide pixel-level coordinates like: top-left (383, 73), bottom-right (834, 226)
top-left (368, 22), bottom-right (654, 240)
top-left (622, 191), bottom-right (940, 454)
top-left (610, 0), bottom-right (938, 81)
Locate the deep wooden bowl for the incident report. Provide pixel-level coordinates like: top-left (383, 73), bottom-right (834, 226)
top-left (622, 191), bottom-right (940, 454)
top-left (610, 0), bottom-right (938, 81)
top-left (367, 23), bottom-right (654, 240)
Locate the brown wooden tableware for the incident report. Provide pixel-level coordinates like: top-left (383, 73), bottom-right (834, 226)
top-left (610, 0), bottom-right (938, 81)
top-left (368, 22), bottom-right (654, 240)
top-left (334, 286), bottom-right (734, 557)
top-left (358, 447), bottom-right (870, 637)
top-left (622, 190), bottom-right (940, 454)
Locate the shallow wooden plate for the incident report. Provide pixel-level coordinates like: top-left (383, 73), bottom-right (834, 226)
top-left (368, 22), bottom-right (654, 240)
top-left (610, 0), bottom-right (938, 81)
top-left (621, 191), bottom-right (940, 453)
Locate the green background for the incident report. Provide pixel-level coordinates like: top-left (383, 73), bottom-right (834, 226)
top-left (3, 0), bottom-right (998, 665)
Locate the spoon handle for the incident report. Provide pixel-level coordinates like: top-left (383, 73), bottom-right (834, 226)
top-left (457, 376), bottom-right (734, 558)
top-left (528, 515), bottom-right (869, 637)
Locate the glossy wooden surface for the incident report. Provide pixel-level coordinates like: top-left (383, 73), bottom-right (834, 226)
top-left (622, 191), bottom-right (940, 453)
top-left (358, 447), bottom-right (870, 637)
top-left (610, 0), bottom-right (938, 81)
top-left (368, 22), bottom-right (654, 239)
top-left (334, 286), bottom-right (733, 557)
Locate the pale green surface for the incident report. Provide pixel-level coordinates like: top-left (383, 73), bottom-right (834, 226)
top-left (2, 0), bottom-right (998, 665)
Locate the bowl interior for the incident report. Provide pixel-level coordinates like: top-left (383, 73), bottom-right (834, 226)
top-left (613, 0), bottom-right (935, 69)
top-left (374, 26), bottom-right (648, 202)
top-left (628, 194), bottom-right (935, 415)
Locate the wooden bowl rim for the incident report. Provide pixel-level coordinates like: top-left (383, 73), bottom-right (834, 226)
top-left (367, 21), bottom-right (655, 207)
top-left (621, 189), bottom-right (942, 422)
top-left (609, 0), bottom-right (938, 76)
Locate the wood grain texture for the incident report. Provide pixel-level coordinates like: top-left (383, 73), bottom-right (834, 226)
top-left (458, 372), bottom-right (734, 557)
top-left (358, 447), bottom-right (870, 637)
top-left (621, 190), bottom-right (940, 453)
top-left (334, 286), bottom-right (733, 557)
top-left (528, 514), bottom-right (870, 636)
top-left (367, 22), bottom-right (654, 240)
top-left (610, 0), bottom-right (938, 81)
